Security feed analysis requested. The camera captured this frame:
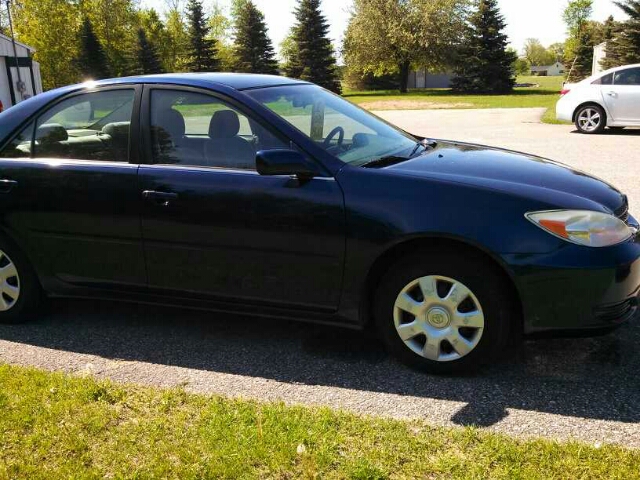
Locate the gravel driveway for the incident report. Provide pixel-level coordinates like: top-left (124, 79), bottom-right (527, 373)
top-left (1, 108), bottom-right (639, 448)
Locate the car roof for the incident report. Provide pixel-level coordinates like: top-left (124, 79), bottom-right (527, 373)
top-left (598, 63), bottom-right (640, 76)
top-left (90, 73), bottom-right (310, 91)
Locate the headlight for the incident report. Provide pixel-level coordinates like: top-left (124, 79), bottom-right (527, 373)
top-left (525, 210), bottom-right (634, 247)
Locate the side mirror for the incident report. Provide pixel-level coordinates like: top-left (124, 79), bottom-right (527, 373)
top-left (256, 149), bottom-right (318, 179)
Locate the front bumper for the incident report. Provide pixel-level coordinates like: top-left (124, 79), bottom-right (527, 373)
top-left (502, 222), bottom-right (640, 334)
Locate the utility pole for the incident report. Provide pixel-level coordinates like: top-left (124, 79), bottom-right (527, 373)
top-left (5, 0), bottom-right (24, 104)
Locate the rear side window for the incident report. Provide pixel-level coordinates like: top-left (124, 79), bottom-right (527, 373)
top-left (592, 73), bottom-right (613, 85)
top-left (0, 122), bottom-right (34, 158)
top-left (33, 89), bottom-right (135, 162)
top-left (614, 68), bottom-right (640, 86)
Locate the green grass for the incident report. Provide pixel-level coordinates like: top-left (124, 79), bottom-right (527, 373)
top-left (345, 76), bottom-right (572, 124)
top-left (1, 364), bottom-right (638, 479)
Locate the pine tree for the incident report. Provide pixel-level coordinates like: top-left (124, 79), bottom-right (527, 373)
top-left (77, 17), bottom-right (110, 80)
top-left (232, 0), bottom-right (279, 74)
top-left (602, 1), bottom-right (640, 69)
top-left (451, 0), bottom-right (516, 94)
top-left (135, 28), bottom-right (165, 75)
top-left (185, 0), bottom-right (220, 72)
top-left (602, 20), bottom-right (627, 70)
top-left (285, 0), bottom-right (341, 93)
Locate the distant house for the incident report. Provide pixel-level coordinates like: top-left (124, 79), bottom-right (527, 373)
top-left (407, 69), bottom-right (452, 89)
top-left (0, 33), bottom-right (43, 112)
top-left (530, 61), bottom-right (565, 76)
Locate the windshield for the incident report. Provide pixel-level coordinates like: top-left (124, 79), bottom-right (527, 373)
top-left (246, 85), bottom-right (420, 166)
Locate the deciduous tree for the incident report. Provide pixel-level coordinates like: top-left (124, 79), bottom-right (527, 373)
top-left (563, 0), bottom-right (594, 80)
top-left (523, 39), bottom-right (555, 66)
top-left (343, 0), bottom-right (468, 93)
top-left (10, 0), bottom-right (80, 89)
top-left (451, 0), bottom-right (516, 93)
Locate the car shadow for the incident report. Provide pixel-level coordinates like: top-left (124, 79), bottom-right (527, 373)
top-left (0, 299), bottom-right (638, 428)
top-left (570, 128), bottom-right (640, 136)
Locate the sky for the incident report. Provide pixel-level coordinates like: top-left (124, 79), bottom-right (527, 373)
top-left (141, 0), bottom-right (626, 56)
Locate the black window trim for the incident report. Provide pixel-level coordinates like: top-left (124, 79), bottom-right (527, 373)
top-left (0, 84), bottom-right (143, 165)
top-left (140, 83), bottom-right (331, 176)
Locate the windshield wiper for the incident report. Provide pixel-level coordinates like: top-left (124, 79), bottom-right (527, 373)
top-left (360, 155), bottom-right (412, 169)
top-left (361, 139), bottom-right (438, 169)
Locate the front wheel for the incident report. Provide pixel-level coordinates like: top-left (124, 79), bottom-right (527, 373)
top-left (373, 251), bottom-right (516, 374)
top-left (575, 105), bottom-right (606, 134)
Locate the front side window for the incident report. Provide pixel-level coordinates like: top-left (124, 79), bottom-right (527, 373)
top-left (34, 89), bottom-right (134, 162)
top-left (247, 85), bottom-right (420, 166)
top-left (149, 89), bottom-right (287, 170)
top-left (614, 68), bottom-right (640, 86)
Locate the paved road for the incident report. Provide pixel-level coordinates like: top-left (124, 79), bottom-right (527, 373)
top-left (1, 108), bottom-right (639, 448)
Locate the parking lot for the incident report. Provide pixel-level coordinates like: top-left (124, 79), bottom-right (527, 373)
top-left (0, 108), bottom-right (638, 447)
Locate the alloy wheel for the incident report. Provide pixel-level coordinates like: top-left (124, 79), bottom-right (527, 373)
top-left (577, 108), bottom-right (602, 132)
top-left (393, 275), bottom-right (484, 362)
top-left (0, 249), bottom-right (20, 311)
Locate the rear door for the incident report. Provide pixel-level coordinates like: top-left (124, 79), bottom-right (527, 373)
top-left (0, 86), bottom-right (146, 291)
top-left (138, 85), bottom-right (346, 311)
top-left (602, 67), bottom-right (640, 123)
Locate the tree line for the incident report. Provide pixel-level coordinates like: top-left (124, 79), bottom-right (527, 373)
top-left (3, 0), bottom-right (639, 96)
top-left (507, 0), bottom-right (640, 82)
top-left (1, 0), bottom-right (341, 93)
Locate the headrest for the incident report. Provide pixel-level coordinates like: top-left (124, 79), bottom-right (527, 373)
top-left (36, 123), bottom-right (68, 143)
top-left (156, 109), bottom-right (185, 140)
top-left (102, 122), bottom-right (130, 138)
top-left (209, 110), bottom-right (240, 139)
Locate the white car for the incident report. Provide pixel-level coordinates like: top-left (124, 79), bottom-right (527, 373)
top-left (556, 63), bottom-right (640, 134)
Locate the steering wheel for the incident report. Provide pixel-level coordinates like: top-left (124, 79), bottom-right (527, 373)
top-left (323, 126), bottom-right (345, 149)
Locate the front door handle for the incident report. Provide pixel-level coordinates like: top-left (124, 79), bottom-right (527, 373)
top-left (142, 190), bottom-right (178, 206)
top-left (0, 179), bottom-right (18, 193)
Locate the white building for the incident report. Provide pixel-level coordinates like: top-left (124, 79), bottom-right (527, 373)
top-left (530, 61), bottom-right (565, 76)
top-left (0, 32), bottom-right (43, 112)
top-left (593, 42), bottom-right (607, 76)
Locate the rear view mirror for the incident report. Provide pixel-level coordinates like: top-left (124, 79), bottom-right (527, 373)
top-left (256, 149), bottom-right (319, 179)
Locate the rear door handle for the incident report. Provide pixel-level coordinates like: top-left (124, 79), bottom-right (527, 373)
top-left (606, 91), bottom-right (617, 97)
top-left (0, 179), bottom-right (18, 193)
top-left (142, 190), bottom-right (178, 206)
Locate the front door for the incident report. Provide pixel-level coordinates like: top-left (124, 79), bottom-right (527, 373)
top-left (138, 86), bottom-right (346, 311)
top-left (602, 67), bottom-right (640, 123)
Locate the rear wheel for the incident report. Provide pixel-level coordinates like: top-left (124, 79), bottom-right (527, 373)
top-left (373, 251), bottom-right (516, 374)
top-left (0, 239), bottom-right (41, 324)
top-left (575, 105), bottom-right (606, 134)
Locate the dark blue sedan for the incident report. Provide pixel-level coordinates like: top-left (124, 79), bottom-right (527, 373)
top-left (0, 74), bottom-right (637, 373)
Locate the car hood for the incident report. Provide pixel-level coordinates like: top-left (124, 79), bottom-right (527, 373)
top-left (385, 140), bottom-right (626, 214)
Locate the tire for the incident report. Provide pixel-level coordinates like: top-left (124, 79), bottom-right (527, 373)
top-left (0, 237), bottom-right (41, 324)
top-left (373, 250), bottom-right (516, 374)
top-left (575, 104), bottom-right (606, 134)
